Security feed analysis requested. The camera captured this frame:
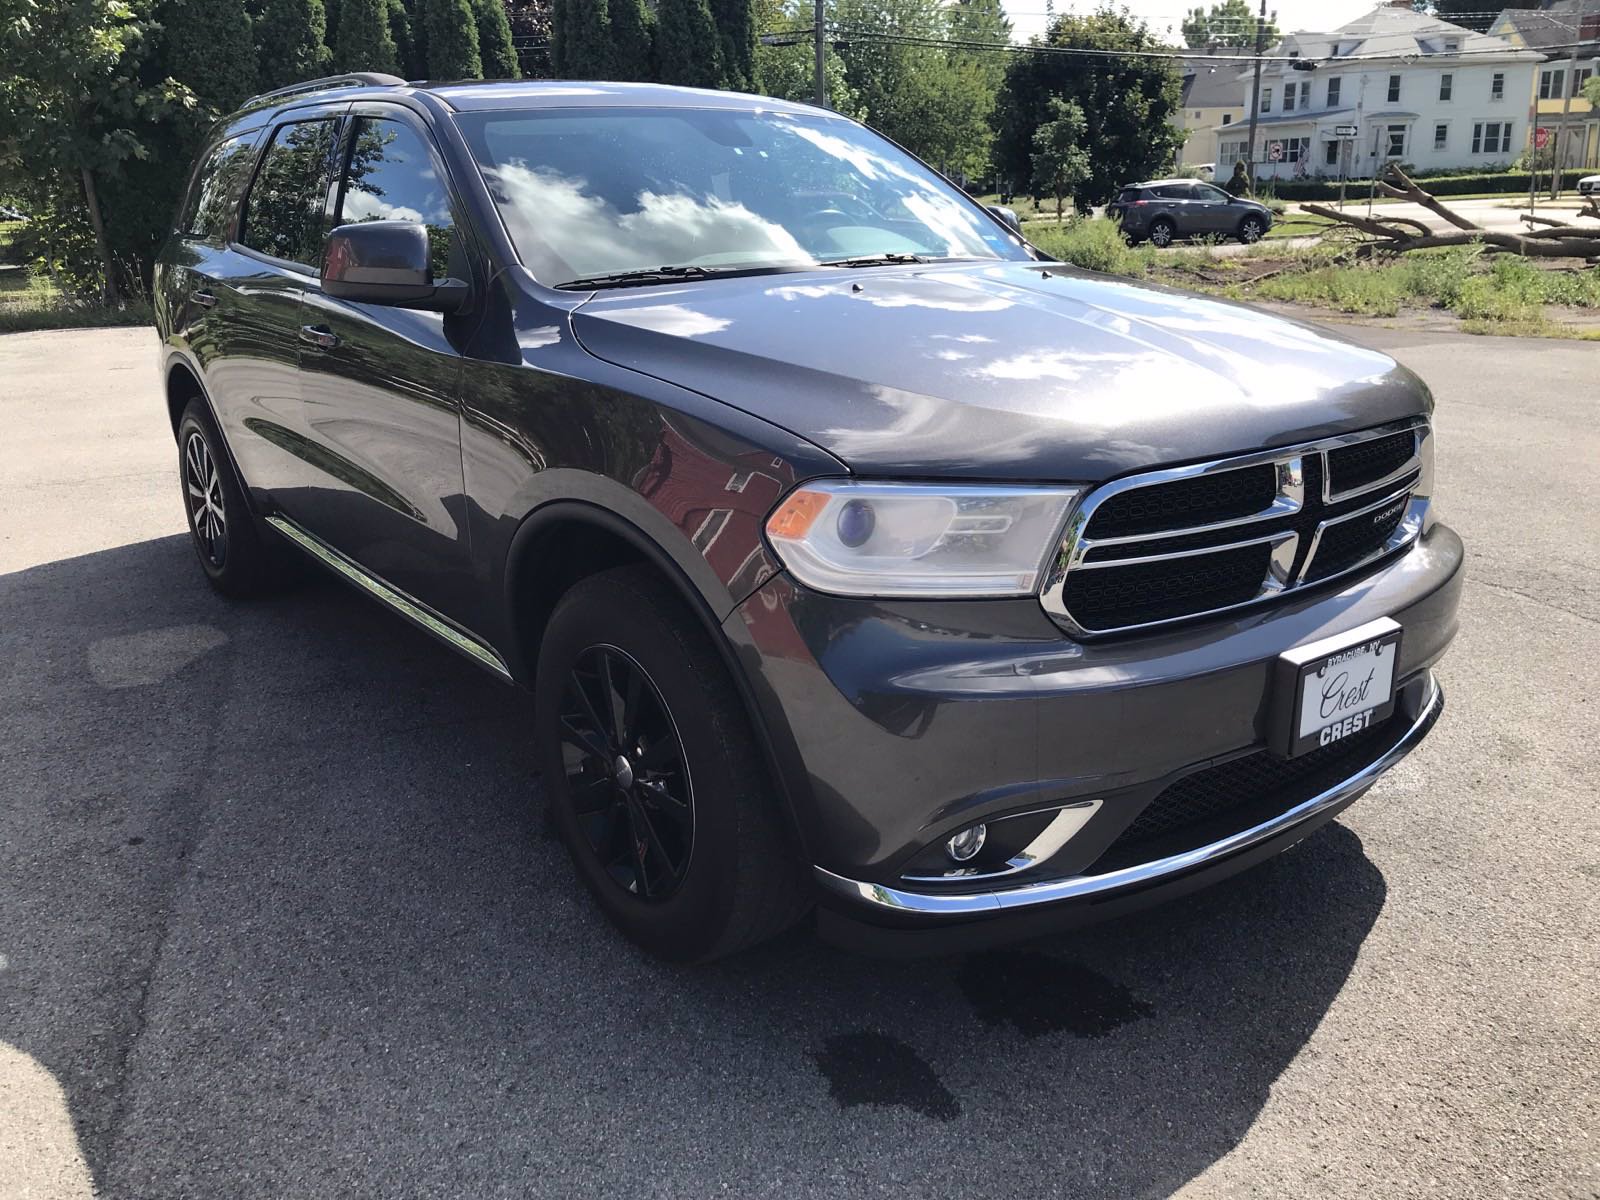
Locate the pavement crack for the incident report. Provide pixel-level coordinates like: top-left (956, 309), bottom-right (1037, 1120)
top-left (1471, 577), bottom-right (1598, 628)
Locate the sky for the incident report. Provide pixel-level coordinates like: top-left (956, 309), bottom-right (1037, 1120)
top-left (998, 0), bottom-right (1384, 45)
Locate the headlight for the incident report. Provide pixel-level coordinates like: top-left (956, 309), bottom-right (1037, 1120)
top-left (764, 480), bottom-right (1081, 598)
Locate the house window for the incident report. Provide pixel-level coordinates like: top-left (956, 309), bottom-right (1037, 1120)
top-left (1261, 87), bottom-right (1273, 113)
top-left (1540, 69), bottom-right (1565, 100)
top-left (1471, 121), bottom-right (1513, 154)
top-left (1434, 123), bottom-right (1448, 150)
top-left (1222, 113), bottom-right (1232, 125)
top-left (1386, 125), bottom-right (1406, 158)
top-left (1327, 76), bottom-right (1342, 106)
top-left (1284, 85), bottom-right (1296, 112)
top-left (1574, 68), bottom-right (1594, 97)
top-left (1387, 74), bottom-right (1401, 103)
top-left (1440, 73), bottom-right (1453, 101)
top-left (1324, 139), bottom-right (1340, 166)
top-left (1299, 81), bottom-right (1311, 109)
top-left (1444, 38), bottom-right (1459, 52)
top-left (1491, 73), bottom-right (1505, 100)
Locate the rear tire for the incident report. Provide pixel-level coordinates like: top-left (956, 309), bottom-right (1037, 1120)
top-left (176, 400), bottom-right (295, 598)
top-left (1148, 218), bottom-right (1175, 248)
top-left (534, 565), bottom-right (810, 962)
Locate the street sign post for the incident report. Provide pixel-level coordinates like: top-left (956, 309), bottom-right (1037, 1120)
top-left (1268, 141), bottom-right (1283, 162)
top-left (1534, 127), bottom-right (1551, 149)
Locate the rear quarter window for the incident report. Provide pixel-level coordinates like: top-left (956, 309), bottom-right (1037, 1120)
top-left (181, 133), bottom-right (261, 242)
top-left (1117, 189), bottom-right (1140, 203)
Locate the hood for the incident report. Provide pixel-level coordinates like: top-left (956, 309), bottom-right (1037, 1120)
top-left (569, 261), bottom-right (1427, 482)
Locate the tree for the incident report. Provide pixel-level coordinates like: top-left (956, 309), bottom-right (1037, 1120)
top-left (610, 0), bottom-right (654, 80)
top-left (390, 0), bottom-right (422, 76)
top-left (506, 0), bottom-right (551, 75)
top-left (710, 0), bottom-right (754, 90)
top-left (0, 0), bottom-right (191, 304)
top-left (337, 0), bottom-right (401, 72)
top-left (424, 0), bottom-right (481, 76)
top-left (255, 0), bottom-right (334, 88)
top-left (655, 0), bottom-right (720, 87)
top-left (553, 0), bottom-right (609, 76)
top-left (1431, 0), bottom-right (1535, 33)
top-left (1181, 0), bottom-right (1275, 50)
top-left (472, 0), bottom-right (519, 76)
top-left (1030, 96), bottom-right (1090, 220)
top-left (752, 0), bottom-right (861, 114)
top-left (1586, 74), bottom-right (1600, 108)
top-left (992, 10), bottom-right (1185, 208)
top-left (160, 0), bottom-right (257, 113)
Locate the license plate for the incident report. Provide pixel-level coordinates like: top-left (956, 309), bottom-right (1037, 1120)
top-left (1269, 618), bottom-right (1402, 758)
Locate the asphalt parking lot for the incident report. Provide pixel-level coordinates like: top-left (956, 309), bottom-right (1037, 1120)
top-left (1, 324), bottom-right (1596, 1199)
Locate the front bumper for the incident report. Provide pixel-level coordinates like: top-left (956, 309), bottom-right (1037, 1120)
top-left (723, 523), bottom-right (1462, 946)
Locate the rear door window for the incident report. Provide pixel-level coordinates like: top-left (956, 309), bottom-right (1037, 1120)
top-left (1117, 189), bottom-right (1141, 204)
top-left (335, 116), bottom-right (457, 278)
top-left (240, 119), bottom-right (340, 269)
top-left (182, 133), bottom-right (260, 241)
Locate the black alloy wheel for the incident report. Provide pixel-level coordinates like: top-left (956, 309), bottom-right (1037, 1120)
top-left (558, 645), bottom-right (694, 901)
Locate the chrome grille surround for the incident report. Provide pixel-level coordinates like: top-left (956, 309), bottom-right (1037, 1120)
top-left (1040, 418), bottom-right (1433, 637)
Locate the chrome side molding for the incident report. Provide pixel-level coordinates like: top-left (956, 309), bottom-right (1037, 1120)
top-left (816, 673), bottom-right (1442, 917)
top-left (265, 515), bottom-right (515, 682)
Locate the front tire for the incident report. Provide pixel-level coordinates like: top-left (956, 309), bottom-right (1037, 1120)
top-left (176, 400), bottom-right (289, 598)
top-left (1238, 215), bottom-right (1265, 243)
top-left (534, 566), bottom-right (809, 962)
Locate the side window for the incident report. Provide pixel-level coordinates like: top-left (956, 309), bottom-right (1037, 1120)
top-left (336, 117), bottom-right (457, 279)
top-left (240, 119), bottom-right (339, 269)
top-left (183, 134), bottom-right (259, 241)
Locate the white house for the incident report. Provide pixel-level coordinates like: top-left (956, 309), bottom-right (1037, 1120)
top-left (1212, 4), bottom-right (1543, 180)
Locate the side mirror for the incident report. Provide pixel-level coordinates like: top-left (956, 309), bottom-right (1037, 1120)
top-left (321, 220), bottom-right (468, 312)
top-left (986, 204), bottom-right (1022, 233)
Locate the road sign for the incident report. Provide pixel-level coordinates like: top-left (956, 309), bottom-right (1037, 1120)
top-left (1334, 124), bottom-right (1359, 138)
top-left (1268, 141), bottom-right (1284, 162)
top-left (1534, 126), bottom-right (1550, 149)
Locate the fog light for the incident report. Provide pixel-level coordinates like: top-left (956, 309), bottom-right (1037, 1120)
top-left (946, 824), bottom-right (987, 862)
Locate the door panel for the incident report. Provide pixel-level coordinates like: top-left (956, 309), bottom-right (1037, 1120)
top-left (290, 110), bottom-right (472, 617)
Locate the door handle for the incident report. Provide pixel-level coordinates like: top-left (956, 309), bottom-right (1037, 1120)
top-left (191, 290), bottom-right (218, 308)
top-left (299, 324), bottom-right (340, 350)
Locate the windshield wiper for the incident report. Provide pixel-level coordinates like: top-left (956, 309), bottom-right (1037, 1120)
top-left (557, 264), bottom-right (717, 290)
top-left (817, 252), bottom-right (929, 268)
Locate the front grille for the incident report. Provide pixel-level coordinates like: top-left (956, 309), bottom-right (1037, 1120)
top-left (1327, 430), bottom-right (1413, 495)
top-left (1046, 423), bottom-right (1428, 635)
top-left (1088, 710), bottom-right (1410, 874)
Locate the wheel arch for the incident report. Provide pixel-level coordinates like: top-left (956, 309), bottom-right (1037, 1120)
top-left (503, 500), bottom-right (818, 862)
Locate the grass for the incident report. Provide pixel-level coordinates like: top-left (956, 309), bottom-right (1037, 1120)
top-left (1024, 217), bottom-right (1600, 337)
top-left (0, 227), bottom-right (151, 334)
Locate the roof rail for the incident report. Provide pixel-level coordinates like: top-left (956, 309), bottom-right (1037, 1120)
top-left (242, 73), bottom-right (407, 110)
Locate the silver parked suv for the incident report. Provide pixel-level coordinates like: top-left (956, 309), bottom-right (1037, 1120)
top-left (1110, 178), bottom-right (1275, 246)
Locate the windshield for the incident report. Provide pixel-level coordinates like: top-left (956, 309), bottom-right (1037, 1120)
top-left (454, 106), bottom-right (1029, 287)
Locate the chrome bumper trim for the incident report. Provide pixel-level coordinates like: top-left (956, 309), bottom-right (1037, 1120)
top-left (814, 672), bottom-right (1442, 918)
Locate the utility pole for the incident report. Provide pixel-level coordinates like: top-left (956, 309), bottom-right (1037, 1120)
top-left (1551, 46), bottom-right (1579, 199)
top-left (1243, 0), bottom-right (1269, 191)
top-left (814, 0), bottom-right (827, 109)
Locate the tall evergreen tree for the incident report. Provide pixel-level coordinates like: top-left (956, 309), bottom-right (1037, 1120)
top-left (610, 0), bottom-right (653, 80)
top-left (710, 0), bottom-right (753, 91)
top-left (337, 0), bottom-right (400, 71)
top-left (472, 0), bottom-right (519, 76)
top-left (554, 0), bottom-right (610, 77)
top-left (424, 0), bottom-right (482, 76)
top-left (548, 0), bottom-right (569, 73)
top-left (255, 0), bottom-right (334, 88)
top-left (655, 0), bottom-right (719, 87)
top-left (390, 0), bottom-right (422, 75)
top-left (160, 0), bottom-right (258, 112)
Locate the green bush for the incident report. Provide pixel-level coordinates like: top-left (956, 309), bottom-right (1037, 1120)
top-left (472, 0), bottom-right (519, 78)
top-left (656, 0), bottom-right (721, 87)
top-left (610, 0), bottom-right (655, 81)
top-left (337, 0), bottom-right (401, 74)
top-left (1028, 218), bottom-right (1155, 277)
top-left (256, 0), bottom-right (334, 89)
top-left (424, 0), bottom-right (482, 77)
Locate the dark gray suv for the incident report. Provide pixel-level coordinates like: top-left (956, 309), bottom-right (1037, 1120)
top-left (1110, 179), bottom-right (1275, 246)
top-left (154, 75), bottom-right (1460, 961)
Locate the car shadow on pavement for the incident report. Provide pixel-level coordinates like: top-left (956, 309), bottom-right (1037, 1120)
top-left (0, 534), bottom-right (1387, 1199)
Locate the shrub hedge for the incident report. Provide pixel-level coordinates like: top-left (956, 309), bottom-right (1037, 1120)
top-left (1266, 171), bottom-right (1593, 201)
